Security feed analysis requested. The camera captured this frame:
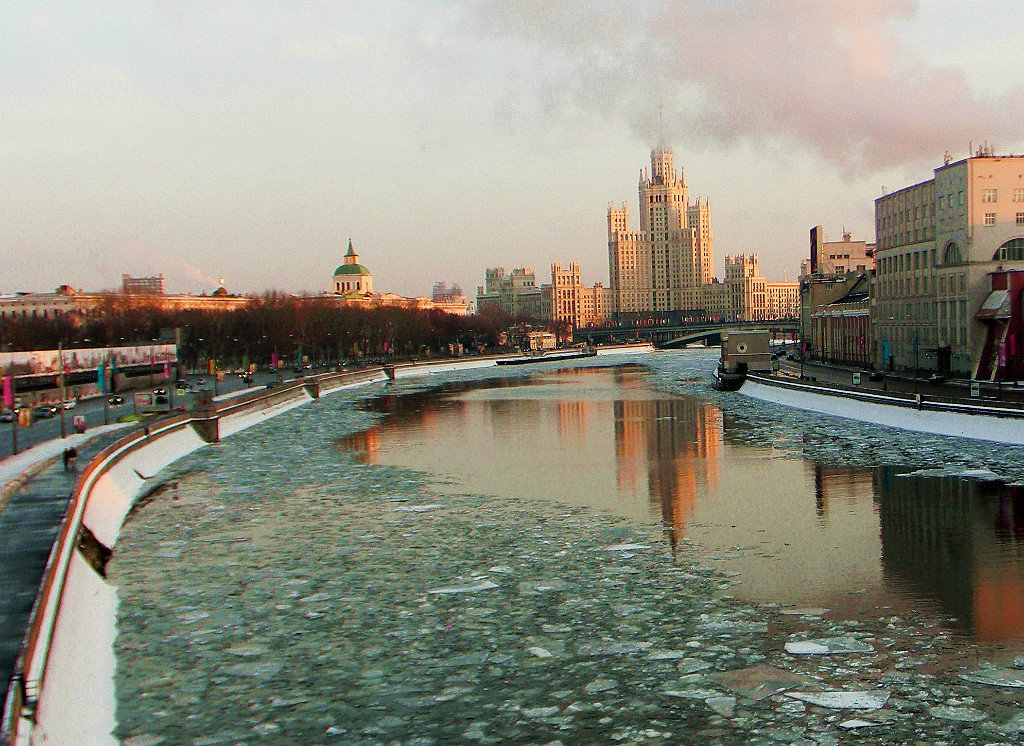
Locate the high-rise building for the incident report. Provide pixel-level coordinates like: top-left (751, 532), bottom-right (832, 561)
top-left (549, 261), bottom-right (611, 330)
top-left (608, 146), bottom-right (713, 319)
top-left (475, 267), bottom-right (548, 319)
top-left (121, 274), bottom-right (165, 295)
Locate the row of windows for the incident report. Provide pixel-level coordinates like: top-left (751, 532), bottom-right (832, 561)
top-left (980, 188), bottom-right (1024, 203)
top-left (0, 307), bottom-right (66, 318)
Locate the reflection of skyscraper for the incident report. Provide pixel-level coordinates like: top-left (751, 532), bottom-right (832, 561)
top-left (557, 400), bottom-right (589, 444)
top-left (334, 428), bottom-right (381, 463)
top-left (811, 463), bottom-right (875, 518)
top-left (875, 469), bottom-right (1024, 643)
top-left (613, 394), bottom-right (721, 550)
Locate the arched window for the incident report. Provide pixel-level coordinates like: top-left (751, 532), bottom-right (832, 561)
top-left (942, 242), bottom-right (962, 265)
top-left (993, 238), bottom-right (1024, 261)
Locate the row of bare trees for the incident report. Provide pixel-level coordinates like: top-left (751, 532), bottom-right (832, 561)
top-left (0, 294), bottom-right (541, 369)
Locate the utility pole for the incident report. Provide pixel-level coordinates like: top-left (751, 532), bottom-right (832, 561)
top-left (58, 343), bottom-right (68, 439)
top-left (9, 375), bottom-right (17, 455)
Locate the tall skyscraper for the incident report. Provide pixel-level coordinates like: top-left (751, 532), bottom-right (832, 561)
top-left (608, 146), bottom-right (713, 318)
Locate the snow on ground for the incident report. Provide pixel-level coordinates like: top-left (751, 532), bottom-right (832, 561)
top-left (0, 423), bottom-right (131, 492)
top-left (741, 379), bottom-right (1024, 446)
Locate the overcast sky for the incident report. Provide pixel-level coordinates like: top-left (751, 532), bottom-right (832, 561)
top-left (2, 1), bottom-right (1022, 298)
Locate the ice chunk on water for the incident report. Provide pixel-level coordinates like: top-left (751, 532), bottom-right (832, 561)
top-left (838, 719), bottom-right (877, 730)
top-left (527, 646), bottom-right (554, 659)
top-left (221, 661), bottom-right (283, 678)
top-left (397, 504), bottom-right (445, 513)
top-left (646, 650), bottom-right (690, 661)
top-left (226, 643), bottom-right (269, 657)
top-left (122, 736), bottom-right (165, 746)
top-left (778, 608), bottom-right (829, 617)
top-left (786, 690), bottom-right (889, 710)
top-left (579, 640), bottom-right (653, 656)
top-left (603, 543), bottom-right (651, 552)
top-left (705, 696), bottom-right (735, 718)
top-left (428, 579), bottom-right (499, 594)
top-left (929, 705), bottom-right (987, 722)
top-left (785, 636), bottom-right (874, 655)
top-left (960, 666), bottom-right (1024, 688)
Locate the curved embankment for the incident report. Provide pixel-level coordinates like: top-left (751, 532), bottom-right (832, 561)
top-left (1, 367), bottom-right (385, 746)
top-left (2, 346), bottom-right (655, 745)
top-left (741, 374), bottom-right (1024, 445)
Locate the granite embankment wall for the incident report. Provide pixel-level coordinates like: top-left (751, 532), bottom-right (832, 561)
top-left (742, 374), bottom-right (1024, 445)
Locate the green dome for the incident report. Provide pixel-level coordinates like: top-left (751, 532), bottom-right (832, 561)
top-left (334, 264), bottom-right (371, 276)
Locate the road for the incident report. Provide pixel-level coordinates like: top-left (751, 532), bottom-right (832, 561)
top-left (0, 370), bottom-right (288, 460)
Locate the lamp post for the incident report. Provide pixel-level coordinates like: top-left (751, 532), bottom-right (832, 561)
top-left (57, 342), bottom-right (68, 439)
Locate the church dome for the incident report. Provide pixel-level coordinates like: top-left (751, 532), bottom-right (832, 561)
top-left (334, 263), bottom-right (371, 276)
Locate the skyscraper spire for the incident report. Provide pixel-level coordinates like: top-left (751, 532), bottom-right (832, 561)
top-left (658, 103), bottom-right (667, 150)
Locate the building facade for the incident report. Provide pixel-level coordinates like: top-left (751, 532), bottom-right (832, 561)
top-left (697, 254), bottom-right (798, 322)
top-left (608, 146), bottom-right (713, 317)
top-left (809, 227), bottom-right (875, 276)
top-left (121, 274), bottom-right (166, 295)
top-left (549, 261), bottom-right (612, 330)
top-left (873, 149), bottom-right (1024, 378)
top-left (476, 267), bottom-right (548, 320)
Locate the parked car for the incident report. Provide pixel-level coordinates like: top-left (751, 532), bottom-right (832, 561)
top-left (61, 400), bottom-right (76, 409)
top-left (0, 411), bottom-right (14, 423)
top-left (174, 379), bottom-right (190, 390)
top-left (153, 387), bottom-right (167, 396)
top-left (108, 395), bottom-right (125, 405)
top-left (867, 371), bottom-right (884, 382)
top-left (33, 405), bottom-right (58, 419)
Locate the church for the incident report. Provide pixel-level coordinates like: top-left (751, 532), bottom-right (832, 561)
top-left (327, 240), bottom-right (468, 315)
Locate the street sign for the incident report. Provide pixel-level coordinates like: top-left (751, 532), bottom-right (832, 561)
top-left (853, 372), bottom-right (861, 385)
top-left (970, 380), bottom-right (980, 397)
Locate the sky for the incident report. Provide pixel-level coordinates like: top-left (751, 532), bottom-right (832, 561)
top-left (2, 1), bottom-right (1023, 299)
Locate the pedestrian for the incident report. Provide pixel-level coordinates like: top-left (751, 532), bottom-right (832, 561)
top-left (62, 446), bottom-right (78, 472)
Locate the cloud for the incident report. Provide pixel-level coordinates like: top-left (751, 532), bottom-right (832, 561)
top-left (457, 0), bottom-right (1024, 172)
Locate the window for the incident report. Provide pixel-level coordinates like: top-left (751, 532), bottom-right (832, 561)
top-left (1014, 189), bottom-right (1024, 202)
top-left (994, 238), bottom-right (1024, 261)
top-left (985, 212), bottom-right (996, 226)
top-left (982, 188), bottom-right (998, 203)
top-left (1017, 212), bottom-right (1024, 225)
top-left (943, 242), bottom-right (962, 265)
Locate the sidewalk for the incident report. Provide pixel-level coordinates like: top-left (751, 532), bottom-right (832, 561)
top-left (777, 358), bottom-right (1024, 408)
top-left (0, 428), bottom-right (132, 699)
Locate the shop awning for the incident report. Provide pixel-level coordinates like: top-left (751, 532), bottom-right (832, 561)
top-left (976, 289), bottom-right (1011, 321)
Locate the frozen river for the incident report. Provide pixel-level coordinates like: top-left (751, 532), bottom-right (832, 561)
top-left (109, 348), bottom-right (1024, 744)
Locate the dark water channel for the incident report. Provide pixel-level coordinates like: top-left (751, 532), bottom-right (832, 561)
top-left (339, 364), bottom-right (1024, 647)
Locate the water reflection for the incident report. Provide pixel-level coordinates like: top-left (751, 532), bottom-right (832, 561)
top-left (333, 365), bottom-right (1024, 644)
top-left (877, 472), bottom-right (1024, 642)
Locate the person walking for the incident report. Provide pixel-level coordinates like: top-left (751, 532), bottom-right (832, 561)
top-left (62, 446), bottom-right (78, 472)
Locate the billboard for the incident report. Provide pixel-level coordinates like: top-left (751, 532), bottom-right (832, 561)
top-left (0, 344), bottom-right (176, 377)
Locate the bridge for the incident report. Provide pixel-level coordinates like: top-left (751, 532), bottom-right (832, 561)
top-left (575, 320), bottom-right (799, 349)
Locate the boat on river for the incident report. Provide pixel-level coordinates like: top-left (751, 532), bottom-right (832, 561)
top-left (712, 331), bottom-right (773, 391)
top-left (497, 347), bottom-right (597, 366)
